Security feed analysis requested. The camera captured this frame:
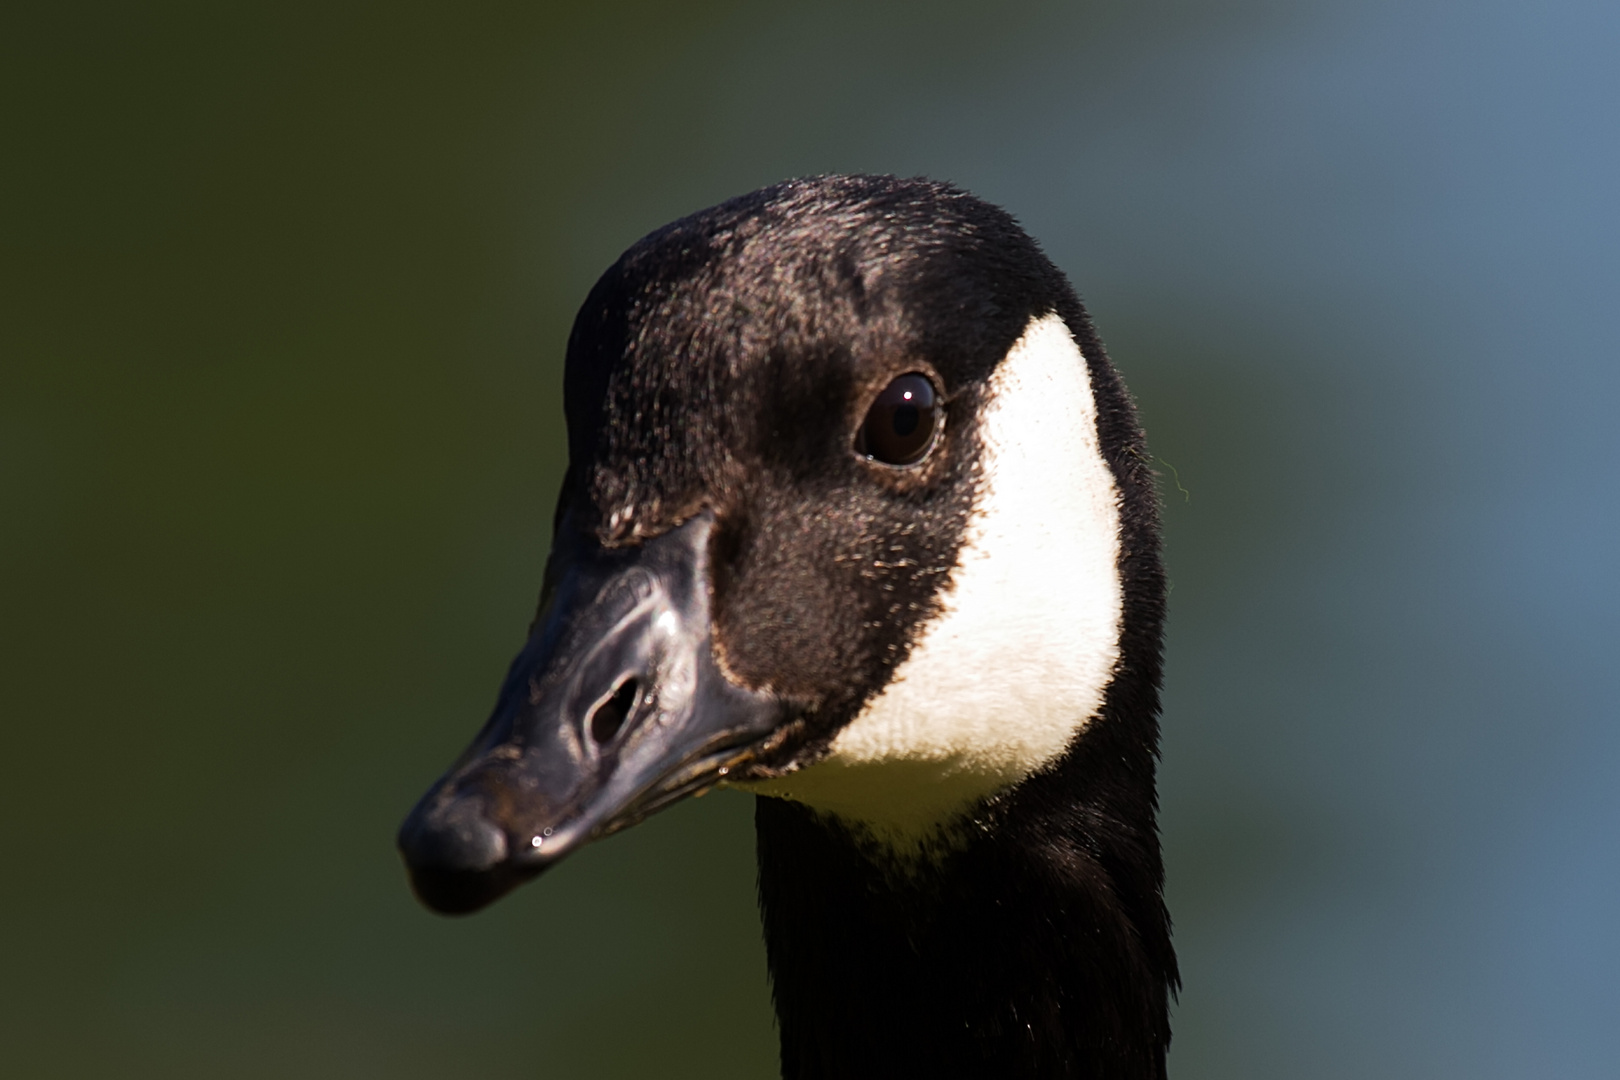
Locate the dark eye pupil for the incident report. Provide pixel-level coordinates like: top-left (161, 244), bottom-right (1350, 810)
top-left (858, 374), bottom-right (939, 466)
top-left (891, 405), bottom-right (919, 437)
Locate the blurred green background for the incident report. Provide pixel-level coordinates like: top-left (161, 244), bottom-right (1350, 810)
top-left (5, 1), bottom-right (1618, 1077)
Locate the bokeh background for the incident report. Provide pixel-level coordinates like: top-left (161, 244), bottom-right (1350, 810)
top-left (5, 1), bottom-right (1618, 1076)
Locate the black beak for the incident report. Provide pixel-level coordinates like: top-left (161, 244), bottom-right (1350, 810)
top-left (397, 510), bottom-right (784, 915)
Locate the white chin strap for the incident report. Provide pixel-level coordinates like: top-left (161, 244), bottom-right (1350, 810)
top-left (745, 313), bottom-right (1125, 843)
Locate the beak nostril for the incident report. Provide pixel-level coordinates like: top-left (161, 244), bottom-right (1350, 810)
top-left (590, 678), bottom-right (639, 746)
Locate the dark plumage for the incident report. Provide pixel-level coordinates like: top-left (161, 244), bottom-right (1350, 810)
top-left (400, 174), bottom-right (1176, 1079)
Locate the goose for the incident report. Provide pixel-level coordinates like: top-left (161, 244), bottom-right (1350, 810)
top-left (399, 174), bottom-right (1177, 1079)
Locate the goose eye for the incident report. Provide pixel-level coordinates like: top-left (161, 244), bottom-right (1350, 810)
top-left (856, 373), bottom-right (941, 466)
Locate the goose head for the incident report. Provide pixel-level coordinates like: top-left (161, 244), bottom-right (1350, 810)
top-left (398, 174), bottom-right (1160, 919)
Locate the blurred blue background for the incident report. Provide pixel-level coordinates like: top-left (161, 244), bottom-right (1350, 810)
top-left (3, 1), bottom-right (1617, 1076)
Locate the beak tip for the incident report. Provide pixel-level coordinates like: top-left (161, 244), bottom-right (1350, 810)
top-left (398, 795), bottom-right (518, 916)
top-left (403, 860), bottom-right (517, 916)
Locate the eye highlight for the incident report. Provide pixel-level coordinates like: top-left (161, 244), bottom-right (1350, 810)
top-left (856, 373), bottom-right (940, 466)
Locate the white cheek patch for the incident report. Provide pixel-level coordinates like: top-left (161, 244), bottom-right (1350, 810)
top-left (745, 314), bottom-right (1124, 842)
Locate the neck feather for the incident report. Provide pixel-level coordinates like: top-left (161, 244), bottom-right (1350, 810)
top-left (753, 720), bottom-right (1176, 1080)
